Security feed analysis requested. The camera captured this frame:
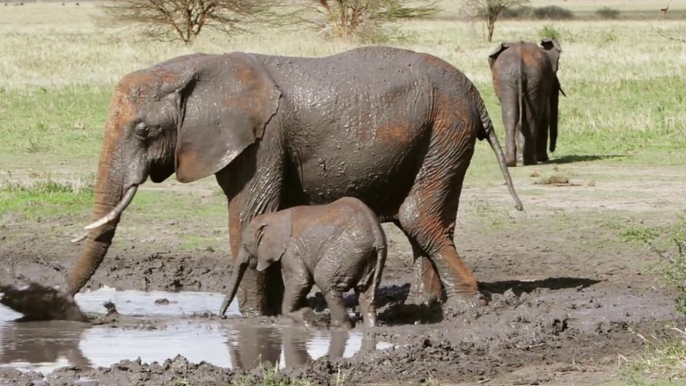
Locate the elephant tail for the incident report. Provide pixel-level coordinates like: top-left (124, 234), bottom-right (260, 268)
top-left (474, 94), bottom-right (524, 212)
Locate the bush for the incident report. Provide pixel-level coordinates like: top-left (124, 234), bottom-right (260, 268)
top-left (500, 5), bottom-right (573, 20)
top-left (538, 25), bottom-right (561, 40)
top-left (596, 7), bottom-right (620, 20)
top-left (500, 5), bottom-right (533, 19)
top-left (300, 0), bottom-right (439, 42)
top-left (532, 5), bottom-right (574, 20)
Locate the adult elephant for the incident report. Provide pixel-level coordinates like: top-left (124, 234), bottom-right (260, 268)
top-left (488, 38), bottom-right (565, 166)
top-left (68, 46), bottom-right (523, 316)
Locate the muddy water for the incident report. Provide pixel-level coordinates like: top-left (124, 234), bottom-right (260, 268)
top-left (0, 287), bottom-right (392, 374)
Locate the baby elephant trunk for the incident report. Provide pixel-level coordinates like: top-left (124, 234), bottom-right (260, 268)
top-left (219, 247), bottom-right (250, 316)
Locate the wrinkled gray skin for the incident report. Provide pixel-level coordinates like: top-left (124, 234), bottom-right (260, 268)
top-left (488, 38), bottom-right (565, 166)
top-left (219, 197), bottom-right (387, 329)
top-left (68, 45), bottom-right (523, 319)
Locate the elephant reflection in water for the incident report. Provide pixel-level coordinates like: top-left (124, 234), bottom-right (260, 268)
top-left (227, 324), bottom-right (378, 369)
top-left (0, 321), bottom-right (92, 369)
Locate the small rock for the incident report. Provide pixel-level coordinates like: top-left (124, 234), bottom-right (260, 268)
top-left (155, 298), bottom-right (170, 305)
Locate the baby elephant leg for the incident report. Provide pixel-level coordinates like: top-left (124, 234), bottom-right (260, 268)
top-left (355, 286), bottom-right (377, 328)
top-left (281, 260), bottom-right (314, 325)
top-left (287, 307), bottom-right (323, 327)
top-left (324, 290), bottom-right (353, 329)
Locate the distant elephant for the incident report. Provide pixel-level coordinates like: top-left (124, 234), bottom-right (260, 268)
top-left (219, 197), bottom-right (387, 329)
top-left (488, 38), bottom-right (565, 166)
top-left (67, 45), bottom-right (523, 318)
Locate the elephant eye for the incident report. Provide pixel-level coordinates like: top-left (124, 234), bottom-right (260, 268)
top-left (134, 122), bottom-right (148, 134)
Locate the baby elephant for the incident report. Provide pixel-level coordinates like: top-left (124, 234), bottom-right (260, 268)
top-left (219, 197), bottom-right (387, 329)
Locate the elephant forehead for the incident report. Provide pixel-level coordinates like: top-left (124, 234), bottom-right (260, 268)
top-left (116, 67), bottom-right (182, 102)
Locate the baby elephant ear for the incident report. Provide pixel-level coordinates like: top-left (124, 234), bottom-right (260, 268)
top-left (255, 211), bottom-right (293, 272)
top-left (175, 52), bottom-right (281, 183)
top-left (488, 42), bottom-right (510, 68)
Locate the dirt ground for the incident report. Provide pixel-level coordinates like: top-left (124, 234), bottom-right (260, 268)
top-left (1, 161), bottom-right (685, 385)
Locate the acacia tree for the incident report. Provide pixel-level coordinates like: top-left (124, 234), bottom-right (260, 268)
top-left (462, 0), bottom-right (529, 43)
top-left (296, 0), bottom-right (439, 40)
top-left (98, 0), bottom-right (277, 44)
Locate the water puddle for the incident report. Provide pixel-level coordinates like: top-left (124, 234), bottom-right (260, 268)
top-left (0, 287), bottom-right (392, 374)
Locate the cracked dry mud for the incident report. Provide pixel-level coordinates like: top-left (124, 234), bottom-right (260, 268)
top-left (1, 163), bottom-right (685, 385)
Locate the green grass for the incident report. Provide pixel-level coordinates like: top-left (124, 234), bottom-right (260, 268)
top-left (0, 86), bottom-right (111, 163)
top-left (0, 177), bottom-right (94, 220)
top-left (620, 332), bottom-right (686, 386)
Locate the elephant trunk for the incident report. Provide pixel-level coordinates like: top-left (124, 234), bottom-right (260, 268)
top-left (66, 92), bottom-right (140, 296)
top-left (67, 177), bottom-right (124, 296)
top-left (220, 247), bottom-right (251, 316)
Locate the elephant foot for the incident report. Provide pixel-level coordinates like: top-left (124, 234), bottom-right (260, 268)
top-left (405, 288), bottom-right (440, 308)
top-left (287, 307), bottom-right (326, 328)
top-left (537, 154), bottom-right (550, 163)
top-left (442, 291), bottom-right (488, 316)
top-left (505, 160), bottom-right (517, 167)
top-left (330, 318), bottom-right (354, 330)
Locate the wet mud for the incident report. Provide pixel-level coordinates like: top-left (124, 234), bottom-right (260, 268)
top-left (1, 180), bottom-right (685, 385)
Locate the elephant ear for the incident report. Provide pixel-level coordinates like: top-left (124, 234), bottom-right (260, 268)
top-left (175, 52), bottom-right (281, 183)
top-left (255, 211), bottom-right (292, 272)
top-left (540, 38), bottom-right (562, 73)
top-left (487, 42), bottom-right (512, 68)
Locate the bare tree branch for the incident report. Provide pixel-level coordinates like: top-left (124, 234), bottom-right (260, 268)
top-left (642, 0), bottom-right (685, 43)
top-left (96, 0), bottom-right (282, 44)
top-left (461, 0), bottom-right (529, 42)
top-left (294, 0), bottom-right (439, 40)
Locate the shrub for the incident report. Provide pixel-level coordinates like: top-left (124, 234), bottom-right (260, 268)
top-left (299, 0), bottom-right (439, 42)
top-left (97, 0), bottom-right (281, 45)
top-left (532, 5), bottom-right (574, 20)
top-left (461, 0), bottom-right (530, 42)
top-left (596, 7), bottom-right (620, 20)
top-left (538, 25), bottom-right (560, 40)
top-left (500, 5), bottom-right (533, 19)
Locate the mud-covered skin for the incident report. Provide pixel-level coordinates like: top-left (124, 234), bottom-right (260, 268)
top-left (221, 197), bottom-right (387, 329)
top-left (68, 45), bottom-right (522, 318)
top-left (488, 38), bottom-right (564, 166)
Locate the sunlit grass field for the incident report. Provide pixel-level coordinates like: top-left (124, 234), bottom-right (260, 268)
top-left (1, 1), bottom-right (684, 177)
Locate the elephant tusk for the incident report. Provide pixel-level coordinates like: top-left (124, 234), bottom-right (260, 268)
top-left (71, 232), bottom-right (89, 244)
top-left (83, 185), bottom-right (138, 231)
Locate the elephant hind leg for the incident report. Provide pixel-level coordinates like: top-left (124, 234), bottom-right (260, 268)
top-left (397, 137), bottom-right (483, 308)
top-left (324, 290), bottom-right (353, 329)
top-left (392, 221), bottom-right (442, 305)
top-left (521, 110), bottom-right (538, 166)
top-left (535, 108), bottom-right (550, 163)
